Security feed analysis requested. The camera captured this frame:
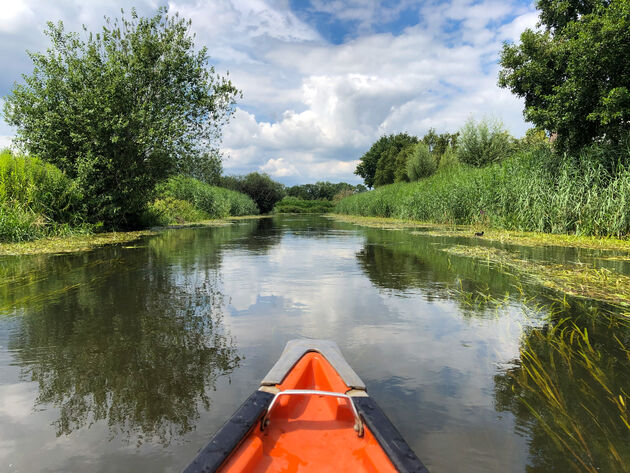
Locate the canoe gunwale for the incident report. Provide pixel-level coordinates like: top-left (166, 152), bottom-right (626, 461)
top-left (181, 340), bottom-right (430, 473)
top-left (182, 390), bottom-right (273, 473)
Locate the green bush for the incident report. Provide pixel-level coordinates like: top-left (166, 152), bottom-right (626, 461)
top-left (0, 150), bottom-right (83, 223)
top-left (406, 143), bottom-right (437, 181)
top-left (457, 117), bottom-right (513, 167)
top-left (0, 203), bottom-right (42, 242)
top-left (3, 10), bottom-right (239, 228)
top-left (336, 144), bottom-right (630, 237)
top-left (273, 197), bottom-right (334, 214)
top-left (221, 173), bottom-right (285, 213)
top-left (156, 175), bottom-right (258, 219)
top-left (438, 147), bottom-right (460, 170)
top-left (144, 198), bottom-right (209, 226)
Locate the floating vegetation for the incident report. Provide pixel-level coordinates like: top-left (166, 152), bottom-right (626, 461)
top-left (0, 230), bottom-right (157, 256)
top-left (445, 246), bottom-right (630, 307)
top-left (329, 214), bottom-right (630, 255)
top-left (0, 217), bottom-right (270, 256)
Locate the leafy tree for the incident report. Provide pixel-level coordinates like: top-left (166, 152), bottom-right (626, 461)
top-left (499, 0), bottom-right (630, 153)
top-left (355, 133), bottom-right (418, 188)
top-left (421, 129), bottom-right (459, 164)
top-left (221, 172), bottom-right (285, 213)
top-left (406, 143), bottom-right (437, 181)
top-left (438, 146), bottom-right (460, 170)
top-left (457, 117), bottom-right (513, 166)
top-left (373, 134), bottom-right (419, 187)
top-left (3, 9), bottom-right (239, 227)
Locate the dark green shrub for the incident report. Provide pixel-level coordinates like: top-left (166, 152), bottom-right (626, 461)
top-left (221, 173), bottom-right (284, 213)
top-left (457, 118), bottom-right (513, 166)
top-left (406, 143), bottom-right (437, 181)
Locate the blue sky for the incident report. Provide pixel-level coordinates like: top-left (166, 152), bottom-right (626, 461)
top-left (0, 0), bottom-right (539, 185)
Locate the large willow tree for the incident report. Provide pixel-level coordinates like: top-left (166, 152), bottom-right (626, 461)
top-left (3, 8), bottom-right (240, 227)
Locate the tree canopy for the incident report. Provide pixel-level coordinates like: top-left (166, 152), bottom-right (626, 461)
top-left (354, 133), bottom-right (418, 188)
top-left (3, 8), bottom-right (239, 227)
top-left (499, 0), bottom-right (630, 153)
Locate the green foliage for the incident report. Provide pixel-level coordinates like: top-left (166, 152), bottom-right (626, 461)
top-left (499, 0), bottom-right (630, 153)
top-left (179, 151), bottom-right (224, 186)
top-left (373, 134), bottom-right (419, 186)
top-left (273, 197), bottom-right (334, 214)
top-left (286, 181), bottom-right (366, 200)
top-left (156, 175), bottom-right (258, 220)
top-left (438, 146), bottom-right (460, 170)
top-left (220, 173), bottom-right (285, 213)
top-left (406, 143), bottom-right (437, 181)
top-left (0, 203), bottom-right (41, 242)
top-left (457, 117), bottom-right (513, 166)
top-left (0, 150), bottom-right (83, 223)
top-left (0, 150), bottom-right (89, 242)
top-left (3, 9), bottom-right (240, 228)
top-left (337, 143), bottom-right (630, 237)
top-left (144, 198), bottom-right (209, 226)
top-left (355, 133), bottom-right (418, 188)
top-left (421, 128), bottom-right (459, 166)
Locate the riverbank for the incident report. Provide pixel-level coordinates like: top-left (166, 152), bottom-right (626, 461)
top-left (329, 214), bottom-right (630, 254)
top-left (336, 147), bottom-right (630, 238)
top-left (0, 217), bottom-right (266, 256)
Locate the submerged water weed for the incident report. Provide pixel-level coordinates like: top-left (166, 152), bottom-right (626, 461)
top-left (445, 245), bottom-right (630, 306)
top-left (454, 283), bottom-right (630, 472)
top-left (501, 312), bottom-right (630, 473)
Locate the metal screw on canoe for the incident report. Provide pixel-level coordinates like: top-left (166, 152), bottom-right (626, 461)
top-left (260, 389), bottom-right (364, 437)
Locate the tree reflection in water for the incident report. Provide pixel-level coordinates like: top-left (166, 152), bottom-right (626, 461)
top-left (2, 224), bottom-right (278, 446)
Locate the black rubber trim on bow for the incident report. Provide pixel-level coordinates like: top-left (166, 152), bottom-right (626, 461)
top-left (182, 390), bottom-right (274, 473)
top-left (354, 396), bottom-right (430, 473)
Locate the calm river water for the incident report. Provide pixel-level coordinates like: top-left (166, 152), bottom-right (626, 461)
top-left (0, 216), bottom-right (628, 473)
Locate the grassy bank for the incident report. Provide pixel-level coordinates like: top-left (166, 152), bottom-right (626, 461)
top-left (0, 151), bottom-right (260, 243)
top-left (147, 175), bottom-right (258, 225)
top-left (336, 146), bottom-right (630, 237)
top-left (273, 197), bottom-right (334, 214)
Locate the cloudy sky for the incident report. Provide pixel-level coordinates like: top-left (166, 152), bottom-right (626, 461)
top-left (0, 0), bottom-right (538, 185)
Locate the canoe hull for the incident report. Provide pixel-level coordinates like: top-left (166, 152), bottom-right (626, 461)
top-left (183, 340), bottom-right (429, 473)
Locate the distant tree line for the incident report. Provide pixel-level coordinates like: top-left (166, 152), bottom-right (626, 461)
top-left (219, 173), bottom-right (366, 214)
top-left (286, 182), bottom-right (367, 201)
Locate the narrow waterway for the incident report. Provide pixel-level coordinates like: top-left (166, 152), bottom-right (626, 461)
top-left (0, 216), bottom-right (628, 473)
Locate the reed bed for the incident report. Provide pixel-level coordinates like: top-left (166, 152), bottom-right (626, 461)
top-left (336, 145), bottom-right (630, 237)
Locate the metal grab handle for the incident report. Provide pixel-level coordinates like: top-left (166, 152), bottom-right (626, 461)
top-left (261, 389), bottom-right (364, 437)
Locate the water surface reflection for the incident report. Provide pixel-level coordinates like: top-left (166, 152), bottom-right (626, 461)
top-left (0, 216), bottom-right (627, 473)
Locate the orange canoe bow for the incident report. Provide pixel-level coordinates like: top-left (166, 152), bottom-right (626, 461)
top-left (183, 340), bottom-right (429, 473)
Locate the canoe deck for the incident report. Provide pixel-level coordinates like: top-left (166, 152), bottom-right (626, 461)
top-left (218, 352), bottom-right (397, 473)
top-left (183, 339), bottom-right (429, 473)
